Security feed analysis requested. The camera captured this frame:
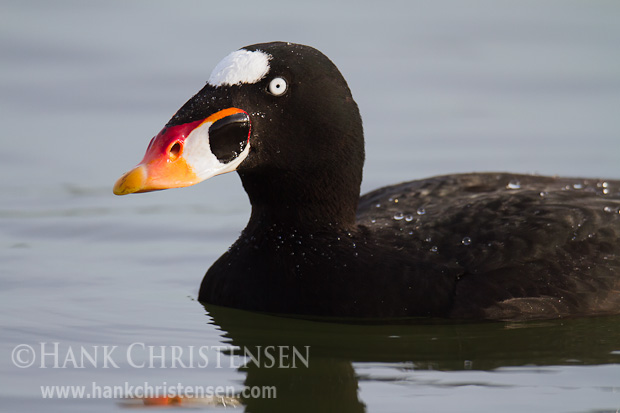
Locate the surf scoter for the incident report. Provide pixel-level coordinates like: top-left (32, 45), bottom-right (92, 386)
top-left (114, 42), bottom-right (620, 320)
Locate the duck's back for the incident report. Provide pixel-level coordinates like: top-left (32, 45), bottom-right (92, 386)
top-left (358, 173), bottom-right (620, 319)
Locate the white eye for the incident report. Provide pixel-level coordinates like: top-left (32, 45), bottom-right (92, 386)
top-left (268, 77), bottom-right (287, 96)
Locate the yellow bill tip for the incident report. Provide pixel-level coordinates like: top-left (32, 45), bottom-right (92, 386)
top-left (113, 165), bottom-right (147, 195)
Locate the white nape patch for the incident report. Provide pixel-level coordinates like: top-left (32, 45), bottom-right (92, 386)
top-left (183, 121), bottom-right (251, 181)
top-left (207, 49), bottom-right (271, 87)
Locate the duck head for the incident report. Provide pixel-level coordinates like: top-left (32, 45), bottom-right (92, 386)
top-left (114, 41), bottom-right (363, 195)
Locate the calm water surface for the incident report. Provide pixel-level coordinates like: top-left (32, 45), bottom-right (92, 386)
top-left (2, 1), bottom-right (620, 412)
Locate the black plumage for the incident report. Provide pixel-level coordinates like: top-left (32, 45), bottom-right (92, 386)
top-left (139, 42), bottom-right (620, 320)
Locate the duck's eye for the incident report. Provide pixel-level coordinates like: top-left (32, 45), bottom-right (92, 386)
top-left (267, 77), bottom-right (287, 96)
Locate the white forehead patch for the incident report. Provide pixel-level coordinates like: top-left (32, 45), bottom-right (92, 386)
top-left (207, 49), bottom-right (271, 87)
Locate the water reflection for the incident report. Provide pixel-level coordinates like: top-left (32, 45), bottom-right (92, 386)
top-left (203, 304), bottom-right (620, 412)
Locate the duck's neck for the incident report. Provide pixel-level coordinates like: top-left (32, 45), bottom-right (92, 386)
top-left (238, 165), bottom-right (362, 232)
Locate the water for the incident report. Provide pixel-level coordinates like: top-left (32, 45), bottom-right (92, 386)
top-left (2, 0), bottom-right (620, 412)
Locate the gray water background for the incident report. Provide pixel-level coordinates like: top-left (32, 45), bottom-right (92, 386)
top-left (2, 1), bottom-right (620, 412)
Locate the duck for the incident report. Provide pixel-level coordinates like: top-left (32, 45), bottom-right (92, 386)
top-left (114, 41), bottom-right (620, 321)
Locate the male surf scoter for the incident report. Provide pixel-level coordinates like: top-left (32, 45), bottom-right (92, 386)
top-left (114, 42), bottom-right (620, 320)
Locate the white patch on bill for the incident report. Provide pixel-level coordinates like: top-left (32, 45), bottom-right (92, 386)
top-left (183, 121), bottom-right (251, 181)
top-left (207, 49), bottom-right (271, 87)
